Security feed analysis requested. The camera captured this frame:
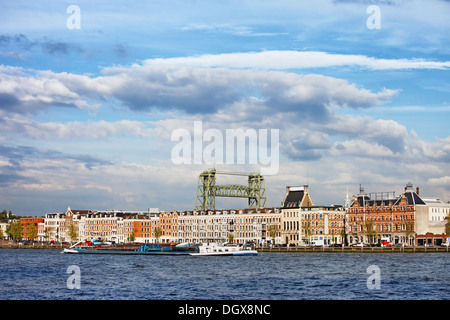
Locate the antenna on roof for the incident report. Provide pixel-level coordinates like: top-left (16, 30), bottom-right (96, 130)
top-left (306, 166), bottom-right (309, 186)
top-left (345, 187), bottom-right (350, 208)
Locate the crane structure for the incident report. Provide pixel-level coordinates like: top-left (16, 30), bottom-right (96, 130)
top-left (195, 169), bottom-right (267, 211)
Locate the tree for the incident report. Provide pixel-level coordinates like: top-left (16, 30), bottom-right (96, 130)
top-left (445, 212), bottom-right (450, 235)
top-left (153, 227), bottom-right (162, 242)
top-left (228, 232), bottom-right (234, 243)
top-left (340, 225), bottom-right (348, 246)
top-left (44, 227), bottom-right (52, 242)
top-left (67, 223), bottom-right (78, 243)
top-left (266, 224), bottom-right (279, 244)
top-left (301, 220), bottom-right (312, 245)
top-left (0, 210), bottom-right (7, 220)
top-left (330, 229), bottom-right (336, 245)
top-left (363, 219), bottom-right (377, 243)
top-left (405, 222), bottom-right (415, 246)
top-left (27, 223), bottom-right (38, 241)
top-left (8, 221), bottom-right (23, 241)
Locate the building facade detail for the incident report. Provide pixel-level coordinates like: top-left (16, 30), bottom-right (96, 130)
top-left (9, 183), bottom-right (448, 246)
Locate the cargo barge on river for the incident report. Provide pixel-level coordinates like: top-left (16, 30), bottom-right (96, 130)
top-left (62, 241), bottom-right (194, 255)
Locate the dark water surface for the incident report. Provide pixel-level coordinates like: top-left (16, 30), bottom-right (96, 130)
top-left (0, 249), bottom-right (448, 300)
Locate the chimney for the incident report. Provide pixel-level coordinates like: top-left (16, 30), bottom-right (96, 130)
top-left (416, 187), bottom-right (419, 195)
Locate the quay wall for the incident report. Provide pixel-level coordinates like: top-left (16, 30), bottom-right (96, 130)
top-left (0, 243), bottom-right (448, 253)
top-left (257, 246), bottom-right (450, 253)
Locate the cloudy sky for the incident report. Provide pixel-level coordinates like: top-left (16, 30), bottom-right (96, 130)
top-left (1, 0), bottom-right (449, 216)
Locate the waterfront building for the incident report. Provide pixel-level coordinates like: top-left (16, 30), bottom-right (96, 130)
top-left (120, 214), bottom-right (154, 243)
top-left (347, 183), bottom-right (449, 246)
top-left (177, 209), bottom-right (238, 244)
top-left (20, 217), bottom-right (44, 241)
top-left (281, 185), bottom-right (314, 246)
top-left (158, 211), bottom-right (178, 243)
top-left (37, 221), bottom-right (45, 242)
top-left (65, 207), bottom-right (93, 242)
top-left (84, 210), bottom-right (158, 243)
top-left (301, 205), bottom-right (346, 245)
top-left (82, 211), bottom-right (121, 242)
top-left (42, 208), bottom-right (157, 243)
top-left (43, 212), bottom-right (65, 242)
top-left (0, 221), bottom-right (8, 240)
top-left (232, 207), bottom-right (281, 245)
top-left (415, 195), bottom-right (450, 245)
top-left (177, 208), bottom-right (281, 245)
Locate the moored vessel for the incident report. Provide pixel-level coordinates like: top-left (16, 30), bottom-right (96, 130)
top-left (62, 241), bottom-right (194, 255)
top-left (189, 242), bottom-right (258, 256)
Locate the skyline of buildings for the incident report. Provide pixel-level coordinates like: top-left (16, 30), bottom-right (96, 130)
top-left (4, 181), bottom-right (449, 247)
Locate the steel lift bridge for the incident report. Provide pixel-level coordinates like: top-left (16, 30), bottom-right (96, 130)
top-left (195, 169), bottom-right (267, 211)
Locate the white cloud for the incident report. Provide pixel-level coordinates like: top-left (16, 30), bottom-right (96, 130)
top-left (331, 139), bottom-right (394, 157)
top-left (139, 51), bottom-right (450, 71)
top-left (0, 111), bottom-right (154, 139)
top-left (428, 176), bottom-right (450, 187)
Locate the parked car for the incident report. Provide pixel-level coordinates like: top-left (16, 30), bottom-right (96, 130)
top-left (351, 243), bottom-right (369, 247)
top-left (370, 243), bottom-right (381, 247)
top-left (330, 243), bottom-right (342, 247)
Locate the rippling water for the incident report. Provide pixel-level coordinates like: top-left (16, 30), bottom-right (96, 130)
top-left (0, 249), bottom-right (448, 300)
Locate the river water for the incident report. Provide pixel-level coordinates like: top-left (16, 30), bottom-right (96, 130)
top-left (0, 249), bottom-right (448, 300)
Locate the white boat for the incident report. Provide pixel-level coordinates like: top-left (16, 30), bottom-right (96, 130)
top-left (63, 248), bottom-right (80, 254)
top-left (189, 242), bottom-right (258, 256)
top-left (62, 241), bottom-right (82, 254)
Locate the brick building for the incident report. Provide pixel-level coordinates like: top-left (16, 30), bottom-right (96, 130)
top-left (20, 217), bottom-right (44, 241)
top-left (347, 183), bottom-right (449, 245)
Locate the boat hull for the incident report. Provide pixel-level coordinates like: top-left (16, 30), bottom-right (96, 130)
top-left (189, 250), bottom-right (258, 256)
top-left (62, 248), bottom-right (80, 254)
top-left (63, 247), bottom-right (190, 255)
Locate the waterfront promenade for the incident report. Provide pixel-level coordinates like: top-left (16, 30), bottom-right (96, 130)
top-left (1, 241), bottom-right (448, 253)
top-left (258, 245), bottom-right (449, 253)
top-left (0, 240), bottom-right (70, 250)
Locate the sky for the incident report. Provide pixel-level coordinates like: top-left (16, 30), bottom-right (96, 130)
top-left (0, 0), bottom-right (449, 216)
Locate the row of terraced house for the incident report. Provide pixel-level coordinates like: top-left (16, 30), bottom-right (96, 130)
top-left (13, 183), bottom-right (450, 246)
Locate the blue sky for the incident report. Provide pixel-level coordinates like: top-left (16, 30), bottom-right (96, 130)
top-left (1, 0), bottom-right (450, 216)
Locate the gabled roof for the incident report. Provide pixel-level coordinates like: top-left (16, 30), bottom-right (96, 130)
top-left (393, 191), bottom-right (426, 206)
top-left (282, 186), bottom-right (313, 209)
top-left (66, 207), bottom-right (93, 216)
top-left (283, 190), bottom-right (304, 208)
top-left (351, 183), bottom-right (427, 208)
top-left (352, 194), bottom-right (370, 207)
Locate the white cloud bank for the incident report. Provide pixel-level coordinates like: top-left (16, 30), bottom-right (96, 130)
top-left (139, 51), bottom-right (450, 70)
top-left (1, 50), bottom-right (449, 214)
